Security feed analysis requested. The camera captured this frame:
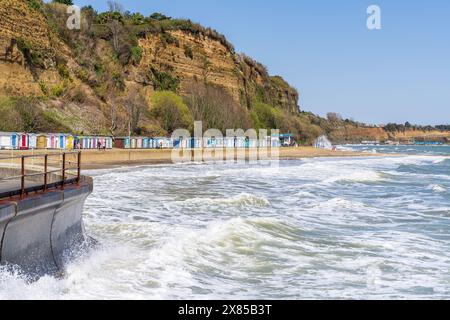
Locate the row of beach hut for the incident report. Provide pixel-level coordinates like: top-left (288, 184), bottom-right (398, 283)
top-left (0, 132), bottom-right (282, 150)
top-left (174, 136), bottom-right (282, 149)
top-left (113, 137), bottom-right (174, 149)
top-left (0, 132), bottom-right (113, 150)
top-left (114, 136), bottom-right (281, 149)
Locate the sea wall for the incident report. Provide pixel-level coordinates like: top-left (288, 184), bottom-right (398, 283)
top-left (0, 176), bottom-right (93, 277)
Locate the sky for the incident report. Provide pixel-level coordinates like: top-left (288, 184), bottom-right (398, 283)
top-left (65, 0), bottom-right (450, 125)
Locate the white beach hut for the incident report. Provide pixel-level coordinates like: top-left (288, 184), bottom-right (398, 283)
top-left (0, 132), bottom-right (13, 150)
top-left (28, 134), bottom-right (37, 149)
top-left (314, 135), bottom-right (333, 150)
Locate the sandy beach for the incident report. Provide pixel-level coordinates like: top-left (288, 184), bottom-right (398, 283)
top-left (0, 147), bottom-right (389, 170)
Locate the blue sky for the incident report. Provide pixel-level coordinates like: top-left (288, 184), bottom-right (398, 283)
top-left (65, 0), bottom-right (450, 125)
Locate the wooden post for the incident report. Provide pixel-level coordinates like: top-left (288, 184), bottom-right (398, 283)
top-left (20, 156), bottom-right (25, 199)
top-left (44, 154), bottom-right (48, 192)
top-left (77, 151), bottom-right (81, 185)
top-left (61, 153), bottom-right (66, 190)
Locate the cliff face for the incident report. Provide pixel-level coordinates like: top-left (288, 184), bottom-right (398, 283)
top-left (0, 0), bottom-right (299, 134)
top-left (0, 0), bottom-right (60, 96)
top-left (328, 126), bottom-right (450, 143)
top-left (137, 30), bottom-right (299, 113)
top-left (139, 30), bottom-right (241, 101)
top-left (0, 0), bottom-right (300, 136)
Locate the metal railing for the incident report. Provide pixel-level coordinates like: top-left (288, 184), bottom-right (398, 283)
top-left (0, 152), bottom-right (81, 200)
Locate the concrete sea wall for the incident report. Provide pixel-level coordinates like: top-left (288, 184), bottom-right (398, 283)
top-left (0, 177), bottom-right (93, 277)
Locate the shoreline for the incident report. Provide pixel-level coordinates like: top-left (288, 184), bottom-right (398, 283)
top-left (0, 147), bottom-right (399, 170)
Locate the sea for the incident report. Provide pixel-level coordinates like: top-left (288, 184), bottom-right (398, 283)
top-left (1, 145), bottom-right (449, 299)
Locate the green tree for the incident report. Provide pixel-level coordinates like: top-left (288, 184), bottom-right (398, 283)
top-left (149, 12), bottom-right (171, 21)
top-left (251, 102), bottom-right (281, 130)
top-left (149, 91), bottom-right (193, 133)
top-left (52, 0), bottom-right (74, 5)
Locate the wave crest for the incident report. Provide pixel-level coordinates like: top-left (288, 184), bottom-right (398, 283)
top-left (184, 193), bottom-right (271, 208)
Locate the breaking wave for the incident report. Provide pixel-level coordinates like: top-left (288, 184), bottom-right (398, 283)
top-left (1, 147), bottom-right (450, 299)
top-left (184, 193), bottom-right (271, 208)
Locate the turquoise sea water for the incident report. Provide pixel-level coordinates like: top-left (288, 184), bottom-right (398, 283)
top-left (1, 146), bottom-right (449, 299)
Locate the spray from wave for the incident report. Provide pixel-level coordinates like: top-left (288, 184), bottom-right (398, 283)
top-left (1, 151), bottom-right (450, 299)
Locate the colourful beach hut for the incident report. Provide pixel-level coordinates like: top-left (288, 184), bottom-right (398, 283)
top-left (154, 137), bottom-right (170, 149)
top-left (113, 137), bottom-right (130, 149)
top-left (66, 135), bottom-right (74, 150)
top-left (84, 136), bottom-right (91, 149)
top-left (248, 138), bottom-right (258, 148)
top-left (89, 136), bottom-right (93, 149)
top-left (105, 137), bottom-right (113, 149)
top-left (146, 138), bottom-right (153, 149)
top-left (0, 132), bottom-right (14, 150)
top-left (36, 134), bottom-right (46, 149)
top-left (79, 136), bottom-right (88, 149)
top-left (217, 137), bottom-right (225, 148)
top-left (73, 136), bottom-right (81, 149)
top-left (17, 133), bottom-right (29, 150)
top-left (45, 134), bottom-right (59, 149)
top-left (271, 136), bottom-right (281, 148)
top-left (96, 137), bottom-right (111, 149)
top-left (82, 136), bottom-right (91, 149)
top-left (45, 135), bottom-right (51, 149)
top-left (124, 137), bottom-right (131, 149)
top-left (142, 138), bottom-right (149, 149)
top-left (234, 137), bottom-right (245, 148)
top-left (58, 134), bottom-right (65, 149)
top-left (52, 134), bottom-right (60, 149)
top-left (204, 137), bottom-right (217, 148)
top-left (257, 136), bottom-right (269, 148)
top-left (154, 138), bottom-right (162, 149)
top-left (136, 137), bottom-right (142, 149)
top-left (28, 134), bottom-right (37, 149)
top-left (130, 138), bottom-right (137, 149)
top-left (172, 138), bottom-right (181, 149)
top-left (113, 137), bottom-right (125, 149)
top-left (10, 133), bottom-right (19, 149)
top-left (223, 137), bottom-right (234, 149)
top-left (91, 136), bottom-right (98, 149)
top-left (153, 138), bottom-right (160, 149)
top-left (178, 137), bottom-right (191, 149)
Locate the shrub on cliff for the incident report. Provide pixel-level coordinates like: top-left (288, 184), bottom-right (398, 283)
top-left (149, 91), bottom-right (193, 133)
top-left (16, 38), bottom-right (46, 70)
top-left (251, 102), bottom-right (283, 130)
top-left (151, 69), bottom-right (180, 92)
top-left (51, 0), bottom-right (73, 5)
top-left (0, 97), bottom-right (70, 132)
top-left (149, 12), bottom-right (171, 21)
top-left (27, 0), bottom-right (44, 11)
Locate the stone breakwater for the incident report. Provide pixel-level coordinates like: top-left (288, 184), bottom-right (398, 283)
top-left (0, 174), bottom-right (93, 278)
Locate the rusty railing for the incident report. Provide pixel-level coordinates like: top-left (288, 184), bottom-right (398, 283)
top-left (0, 152), bottom-right (81, 200)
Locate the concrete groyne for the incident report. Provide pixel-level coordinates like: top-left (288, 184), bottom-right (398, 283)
top-left (0, 177), bottom-right (92, 277)
top-left (0, 157), bottom-right (93, 278)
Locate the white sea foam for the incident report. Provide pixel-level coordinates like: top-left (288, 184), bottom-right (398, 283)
top-left (322, 170), bottom-right (382, 184)
top-left (184, 193), bottom-right (271, 208)
top-left (428, 184), bottom-right (446, 193)
top-left (2, 152), bottom-right (450, 299)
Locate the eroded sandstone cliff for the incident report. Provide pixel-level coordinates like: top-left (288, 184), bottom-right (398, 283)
top-left (0, 0), bottom-right (300, 136)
